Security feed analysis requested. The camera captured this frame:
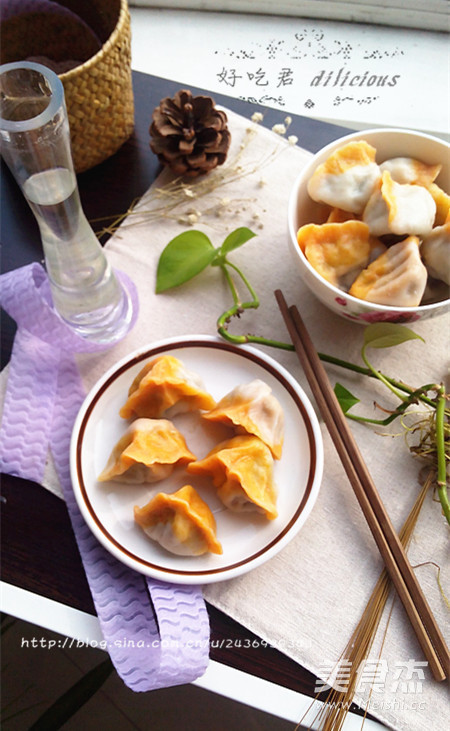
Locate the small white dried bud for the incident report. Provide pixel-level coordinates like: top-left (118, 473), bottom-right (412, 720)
top-left (284, 116), bottom-right (292, 126)
top-left (271, 123), bottom-right (286, 135)
top-left (220, 197), bottom-right (230, 206)
top-left (183, 188), bottom-right (195, 198)
top-left (288, 135), bottom-right (298, 146)
top-left (187, 213), bottom-right (198, 224)
top-left (251, 112), bottom-right (264, 123)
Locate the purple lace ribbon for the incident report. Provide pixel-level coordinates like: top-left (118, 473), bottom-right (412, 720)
top-left (0, 264), bottom-right (210, 690)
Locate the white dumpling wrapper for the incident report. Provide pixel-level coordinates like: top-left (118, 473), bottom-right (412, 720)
top-left (363, 171), bottom-right (436, 237)
top-left (142, 521), bottom-right (207, 556)
top-left (308, 163), bottom-right (381, 215)
top-left (307, 140), bottom-right (381, 214)
top-left (349, 236), bottom-right (428, 307)
top-left (379, 157), bottom-right (441, 186)
top-left (202, 379), bottom-right (284, 459)
top-left (421, 224), bottom-right (450, 286)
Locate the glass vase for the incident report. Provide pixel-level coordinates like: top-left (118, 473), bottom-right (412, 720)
top-left (0, 61), bottom-right (134, 344)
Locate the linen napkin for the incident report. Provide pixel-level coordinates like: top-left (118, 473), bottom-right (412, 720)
top-left (1, 108), bottom-right (449, 729)
top-left (0, 265), bottom-right (210, 691)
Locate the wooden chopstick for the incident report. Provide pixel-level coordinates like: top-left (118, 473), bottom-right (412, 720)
top-left (275, 289), bottom-right (449, 682)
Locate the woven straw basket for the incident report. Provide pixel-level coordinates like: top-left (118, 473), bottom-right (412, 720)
top-left (1, 0), bottom-right (135, 172)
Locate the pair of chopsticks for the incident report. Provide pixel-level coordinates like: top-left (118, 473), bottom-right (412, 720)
top-left (275, 289), bottom-right (449, 682)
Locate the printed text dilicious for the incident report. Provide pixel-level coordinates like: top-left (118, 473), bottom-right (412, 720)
top-left (311, 68), bottom-right (400, 88)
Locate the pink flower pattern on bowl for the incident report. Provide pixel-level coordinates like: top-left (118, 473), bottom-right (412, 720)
top-left (335, 296), bottom-right (347, 307)
top-left (348, 310), bottom-right (421, 324)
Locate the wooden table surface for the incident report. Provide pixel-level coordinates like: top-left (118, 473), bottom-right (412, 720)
top-left (1, 70), bottom-right (356, 706)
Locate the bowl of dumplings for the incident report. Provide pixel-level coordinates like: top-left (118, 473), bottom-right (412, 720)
top-left (287, 128), bottom-right (450, 323)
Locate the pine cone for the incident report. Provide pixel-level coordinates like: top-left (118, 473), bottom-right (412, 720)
top-left (149, 89), bottom-right (231, 178)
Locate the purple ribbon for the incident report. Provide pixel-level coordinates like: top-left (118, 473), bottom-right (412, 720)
top-left (0, 263), bottom-right (210, 690)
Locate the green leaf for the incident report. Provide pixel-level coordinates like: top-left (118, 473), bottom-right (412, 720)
top-left (334, 382), bottom-right (360, 414)
top-left (363, 323), bottom-right (424, 350)
top-left (156, 231), bottom-right (216, 292)
top-left (218, 227), bottom-right (256, 256)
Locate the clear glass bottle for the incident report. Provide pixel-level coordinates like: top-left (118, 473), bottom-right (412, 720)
top-left (0, 61), bottom-right (134, 344)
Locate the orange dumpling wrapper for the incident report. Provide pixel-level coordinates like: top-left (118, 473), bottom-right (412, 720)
top-left (188, 435), bottom-right (278, 520)
top-left (318, 140), bottom-right (377, 174)
top-left (98, 418), bottom-right (196, 483)
top-left (326, 207), bottom-right (359, 223)
top-left (134, 485), bottom-right (223, 556)
top-left (120, 355), bottom-right (216, 419)
top-left (297, 220), bottom-right (375, 288)
top-left (427, 182), bottom-right (450, 226)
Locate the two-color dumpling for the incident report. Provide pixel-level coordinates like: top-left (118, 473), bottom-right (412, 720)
top-left (202, 379), bottom-right (284, 459)
top-left (427, 183), bottom-right (450, 226)
top-left (98, 418), bottom-right (196, 484)
top-left (379, 157), bottom-right (441, 187)
top-left (134, 484), bottom-right (223, 556)
top-left (421, 220), bottom-right (450, 286)
top-left (349, 236), bottom-right (427, 306)
top-left (119, 355), bottom-right (215, 419)
top-left (307, 140), bottom-right (381, 214)
top-left (363, 171), bottom-right (436, 237)
top-left (188, 435), bottom-right (278, 520)
top-left (296, 220), bottom-right (386, 290)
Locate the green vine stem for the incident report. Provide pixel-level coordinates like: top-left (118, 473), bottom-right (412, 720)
top-left (435, 386), bottom-right (450, 524)
top-left (216, 260), bottom-right (295, 351)
top-left (344, 384), bottom-right (442, 427)
top-left (361, 340), bottom-right (408, 402)
top-left (218, 302), bottom-right (438, 409)
top-left (318, 353), bottom-right (437, 409)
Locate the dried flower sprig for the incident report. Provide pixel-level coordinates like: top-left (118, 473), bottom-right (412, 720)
top-left (92, 113), bottom-right (296, 240)
top-left (156, 227), bottom-right (449, 524)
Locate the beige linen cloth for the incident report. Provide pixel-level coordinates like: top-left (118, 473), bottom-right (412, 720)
top-left (2, 110), bottom-right (448, 730)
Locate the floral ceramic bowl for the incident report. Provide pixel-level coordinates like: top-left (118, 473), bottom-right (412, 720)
top-left (287, 128), bottom-right (450, 324)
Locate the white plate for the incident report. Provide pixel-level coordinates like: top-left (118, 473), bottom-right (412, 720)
top-left (70, 335), bottom-right (323, 584)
